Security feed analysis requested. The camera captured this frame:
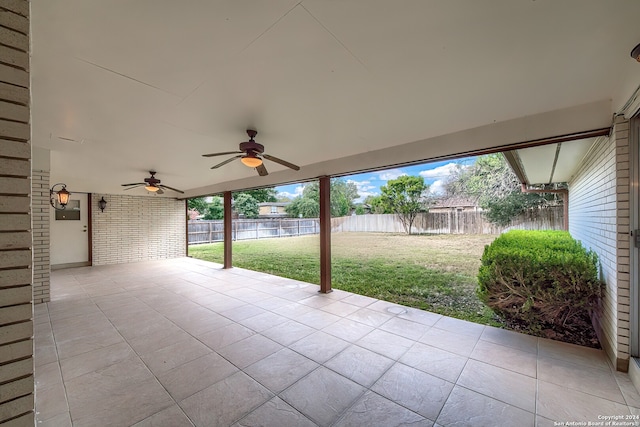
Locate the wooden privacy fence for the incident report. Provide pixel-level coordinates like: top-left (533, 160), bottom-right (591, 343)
top-left (188, 218), bottom-right (320, 244)
top-left (331, 208), bottom-right (564, 234)
top-left (188, 208), bottom-right (563, 244)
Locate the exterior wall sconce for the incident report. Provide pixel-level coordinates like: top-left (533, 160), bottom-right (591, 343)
top-left (50, 183), bottom-right (71, 210)
top-left (98, 197), bottom-right (107, 212)
top-left (631, 43), bottom-right (640, 62)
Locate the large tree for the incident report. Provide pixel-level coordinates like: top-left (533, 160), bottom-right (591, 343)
top-left (286, 196), bottom-right (319, 218)
top-left (364, 195), bottom-right (390, 214)
top-left (445, 154), bottom-right (516, 202)
top-left (233, 193), bottom-right (259, 218)
top-left (285, 179), bottom-right (359, 218)
top-left (203, 197), bottom-right (224, 220)
top-left (187, 197), bottom-right (209, 215)
top-left (445, 153), bottom-right (563, 226)
top-left (379, 175), bottom-right (429, 234)
top-left (235, 188), bottom-right (277, 203)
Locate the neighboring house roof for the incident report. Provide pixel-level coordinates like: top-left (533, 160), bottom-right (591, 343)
top-left (258, 202), bottom-right (291, 207)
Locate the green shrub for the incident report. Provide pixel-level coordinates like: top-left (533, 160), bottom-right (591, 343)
top-left (477, 230), bottom-right (602, 341)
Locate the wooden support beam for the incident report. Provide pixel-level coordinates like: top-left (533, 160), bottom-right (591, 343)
top-left (319, 176), bottom-right (332, 293)
top-left (223, 191), bottom-right (232, 269)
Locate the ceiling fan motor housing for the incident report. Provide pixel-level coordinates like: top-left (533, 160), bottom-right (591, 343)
top-left (144, 177), bottom-right (161, 185)
top-left (239, 141), bottom-right (264, 154)
top-left (142, 171), bottom-right (160, 185)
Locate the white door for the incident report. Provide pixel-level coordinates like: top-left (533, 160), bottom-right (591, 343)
top-left (50, 193), bottom-right (90, 267)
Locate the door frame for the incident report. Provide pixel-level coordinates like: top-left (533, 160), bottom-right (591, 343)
top-left (50, 192), bottom-right (93, 270)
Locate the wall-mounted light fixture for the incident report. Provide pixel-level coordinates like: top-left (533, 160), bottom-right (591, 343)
top-left (98, 196), bottom-right (107, 212)
top-left (631, 43), bottom-right (640, 62)
top-left (50, 183), bottom-right (71, 210)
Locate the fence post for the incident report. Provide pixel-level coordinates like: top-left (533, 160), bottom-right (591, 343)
top-left (223, 191), bottom-right (232, 268)
top-left (298, 219), bottom-right (300, 236)
top-left (208, 221), bottom-right (212, 244)
top-left (454, 209), bottom-right (460, 234)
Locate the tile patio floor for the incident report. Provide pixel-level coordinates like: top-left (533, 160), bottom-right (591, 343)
top-left (34, 257), bottom-right (640, 426)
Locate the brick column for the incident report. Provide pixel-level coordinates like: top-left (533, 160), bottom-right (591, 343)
top-left (32, 170), bottom-right (50, 303)
top-left (0, 0), bottom-right (35, 424)
top-left (614, 116), bottom-right (631, 372)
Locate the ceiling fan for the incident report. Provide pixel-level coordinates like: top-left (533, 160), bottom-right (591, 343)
top-left (202, 129), bottom-right (300, 176)
top-left (121, 171), bottom-right (184, 194)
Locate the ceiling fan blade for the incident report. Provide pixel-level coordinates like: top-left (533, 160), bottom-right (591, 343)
top-left (263, 154), bottom-right (300, 171)
top-left (211, 155), bottom-right (242, 169)
top-left (156, 188), bottom-right (165, 195)
top-left (123, 184), bottom-right (144, 191)
top-left (202, 151), bottom-right (243, 158)
top-left (121, 182), bottom-right (145, 186)
top-left (159, 185), bottom-right (184, 194)
top-left (256, 164), bottom-right (268, 176)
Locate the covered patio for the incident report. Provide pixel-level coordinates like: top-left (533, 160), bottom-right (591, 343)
top-left (35, 258), bottom-right (640, 426)
top-left (3, 0), bottom-right (640, 424)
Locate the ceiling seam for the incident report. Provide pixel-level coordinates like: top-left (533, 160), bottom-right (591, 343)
top-left (239, 1), bottom-right (303, 55)
top-left (299, 3), bottom-right (368, 71)
top-left (73, 57), bottom-right (182, 98)
top-left (177, 1), bottom-right (304, 106)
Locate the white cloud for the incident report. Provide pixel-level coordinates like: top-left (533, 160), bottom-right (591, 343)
top-left (347, 179), bottom-right (379, 202)
top-left (429, 179), bottom-right (445, 195)
top-left (378, 169), bottom-right (407, 181)
top-left (419, 162), bottom-right (460, 179)
top-left (347, 179), bottom-right (373, 191)
top-left (277, 185), bottom-right (305, 199)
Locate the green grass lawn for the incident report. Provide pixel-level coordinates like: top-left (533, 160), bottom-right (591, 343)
top-left (189, 232), bottom-right (501, 326)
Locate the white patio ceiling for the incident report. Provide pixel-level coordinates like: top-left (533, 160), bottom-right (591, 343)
top-left (30, 1), bottom-right (640, 198)
top-left (503, 137), bottom-right (599, 186)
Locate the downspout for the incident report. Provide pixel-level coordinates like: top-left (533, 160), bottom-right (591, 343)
top-left (520, 184), bottom-right (568, 231)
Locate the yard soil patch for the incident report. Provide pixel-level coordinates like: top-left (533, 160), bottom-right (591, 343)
top-left (505, 315), bottom-right (601, 349)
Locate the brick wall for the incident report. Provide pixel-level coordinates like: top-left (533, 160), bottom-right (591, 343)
top-left (569, 121), bottom-right (631, 371)
top-left (92, 194), bottom-right (186, 265)
top-left (31, 170), bottom-right (50, 303)
top-left (0, 0), bottom-right (35, 424)
top-left (615, 117), bottom-right (631, 371)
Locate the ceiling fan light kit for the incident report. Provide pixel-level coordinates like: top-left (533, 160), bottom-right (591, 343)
top-left (202, 129), bottom-right (300, 176)
top-left (240, 154), bottom-right (263, 168)
top-left (121, 171), bottom-right (184, 194)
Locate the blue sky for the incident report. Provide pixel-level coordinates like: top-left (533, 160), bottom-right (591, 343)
top-left (276, 157), bottom-right (476, 202)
